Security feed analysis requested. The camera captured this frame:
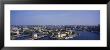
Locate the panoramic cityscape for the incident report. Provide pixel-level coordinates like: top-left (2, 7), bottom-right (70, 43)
top-left (10, 10), bottom-right (100, 40)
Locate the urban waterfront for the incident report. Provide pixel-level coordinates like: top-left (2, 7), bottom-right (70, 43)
top-left (11, 25), bottom-right (100, 40)
top-left (11, 10), bottom-right (100, 40)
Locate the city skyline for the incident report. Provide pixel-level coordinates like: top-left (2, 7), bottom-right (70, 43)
top-left (11, 10), bottom-right (100, 25)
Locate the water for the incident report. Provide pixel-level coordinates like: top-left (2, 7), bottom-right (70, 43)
top-left (74, 31), bottom-right (100, 40)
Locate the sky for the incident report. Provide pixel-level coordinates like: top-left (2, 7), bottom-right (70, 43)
top-left (11, 10), bottom-right (100, 25)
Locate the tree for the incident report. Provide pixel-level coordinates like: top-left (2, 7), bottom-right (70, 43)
top-left (23, 30), bottom-right (32, 36)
